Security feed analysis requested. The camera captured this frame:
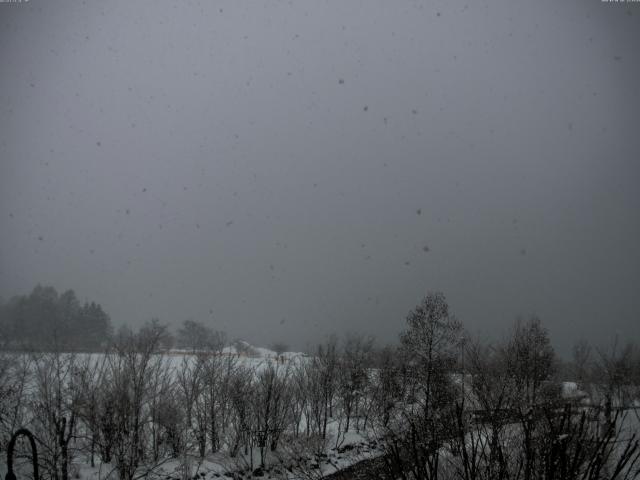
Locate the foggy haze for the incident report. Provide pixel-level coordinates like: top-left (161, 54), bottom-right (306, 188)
top-left (1, 0), bottom-right (639, 354)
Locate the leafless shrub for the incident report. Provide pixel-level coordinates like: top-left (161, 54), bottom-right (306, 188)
top-left (30, 352), bottom-right (82, 480)
top-left (103, 320), bottom-right (174, 480)
top-left (0, 352), bottom-right (30, 455)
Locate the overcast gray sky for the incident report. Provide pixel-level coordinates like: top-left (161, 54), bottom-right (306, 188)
top-left (1, 0), bottom-right (639, 353)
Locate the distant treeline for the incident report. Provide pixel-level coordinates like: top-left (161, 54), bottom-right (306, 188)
top-left (0, 285), bottom-right (112, 351)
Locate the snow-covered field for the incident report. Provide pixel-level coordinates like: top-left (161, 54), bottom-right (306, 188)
top-left (2, 345), bottom-right (640, 480)
top-left (0, 344), bottom-right (384, 480)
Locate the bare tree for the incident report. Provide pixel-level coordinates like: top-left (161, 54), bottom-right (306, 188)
top-left (30, 352), bottom-right (82, 480)
top-left (289, 360), bottom-right (309, 438)
top-left (592, 338), bottom-right (638, 434)
top-left (106, 319), bottom-right (173, 480)
top-left (337, 334), bottom-right (373, 433)
top-left (369, 346), bottom-right (403, 428)
top-left (228, 364), bottom-right (254, 458)
top-left (177, 319), bottom-right (224, 353)
top-left (251, 361), bottom-right (294, 468)
top-left (72, 354), bottom-right (110, 468)
top-left (572, 339), bottom-right (592, 388)
top-left (304, 336), bottom-right (339, 440)
top-left (452, 339), bottom-right (516, 480)
top-left (0, 352), bottom-right (30, 456)
top-left (202, 351), bottom-right (237, 454)
top-left (505, 316), bottom-right (557, 410)
top-left (175, 354), bottom-right (205, 479)
top-left (380, 292), bottom-right (463, 480)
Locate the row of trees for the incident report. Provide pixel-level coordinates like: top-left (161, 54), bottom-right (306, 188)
top-left (0, 286), bottom-right (112, 351)
top-left (0, 325), bottom-right (377, 479)
top-left (380, 293), bottom-right (640, 480)
top-left (1, 292), bottom-right (639, 480)
top-left (0, 286), bottom-right (276, 355)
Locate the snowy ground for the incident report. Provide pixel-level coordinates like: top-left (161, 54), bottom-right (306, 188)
top-left (69, 423), bottom-right (383, 480)
top-left (0, 345), bottom-right (383, 480)
top-left (2, 347), bottom-right (639, 479)
top-left (0, 419), bottom-right (383, 480)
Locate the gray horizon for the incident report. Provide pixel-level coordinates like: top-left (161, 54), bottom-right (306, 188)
top-left (1, 0), bottom-right (639, 355)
